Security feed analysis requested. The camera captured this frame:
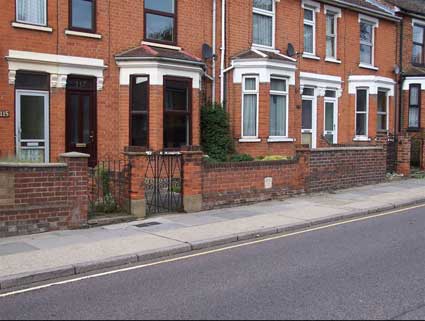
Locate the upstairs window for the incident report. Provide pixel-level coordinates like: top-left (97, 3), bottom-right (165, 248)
top-left (253, 0), bottom-right (275, 48)
top-left (326, 12), bottom-right (337, 59)
top-left (304, 7), bottom-right (316, 55)
top-left (16, 0), bottom-right (47, 26)
top-left (409, 84), bottom-right (421, 129)
top-left (144, 0), bottom-right (176, 44)
top-left (360, 20), bottom-right (375, 66)
top-left (70, 0), bottom-right (96, 33)
top-left (413, 24), bottom-right (425, 65)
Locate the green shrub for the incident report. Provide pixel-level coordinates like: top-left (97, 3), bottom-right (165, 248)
top-left (229, 154), bottom-right (254, 162)
top-left (201, 103), bottom-right (233, 162)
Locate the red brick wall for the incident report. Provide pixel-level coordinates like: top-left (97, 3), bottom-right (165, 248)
top-left (200, 146), bottom-right (387, 210)
top-left (307, 147), bottom-right (386, 192)
top-left (0, 155), bottom-right (88, 238)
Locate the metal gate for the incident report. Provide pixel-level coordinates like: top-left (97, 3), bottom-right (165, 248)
top-left (144, 152), bottom-right (183, 215)
top-left (411, 137), bottom-right (422, 168)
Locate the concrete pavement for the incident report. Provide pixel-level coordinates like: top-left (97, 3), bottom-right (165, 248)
top-left (1, 178), bottom-right (425, 290)
top-left (1, 203), bottom-right (425, 320)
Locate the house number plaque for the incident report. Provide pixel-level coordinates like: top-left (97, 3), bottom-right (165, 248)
top-left (0, 111), bottom-right (10, 118)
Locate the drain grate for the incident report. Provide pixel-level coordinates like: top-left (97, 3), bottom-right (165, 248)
top-left (135, 222), bottom-right (162, 228)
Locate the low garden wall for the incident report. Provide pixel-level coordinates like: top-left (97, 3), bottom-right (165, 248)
top-left (0, 153), bottom-right (89, 238)
top-left (200, 146), bottom-right (387, 210)
top-left (202, 154), bottom-right (308, 210)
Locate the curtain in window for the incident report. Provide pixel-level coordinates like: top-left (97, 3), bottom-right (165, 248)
top-left (270, 95), bottom-right (286, 137)
top-left (253, 13), bottom-right (272, 47)
top-left (17, 0), bottom-right (46, 25)
top-left (304, 24), bottom-right (313, 53)
top-left (243, 95), bottom-right (257, 137)
top-left (409, 108), bottom-right (419, 128)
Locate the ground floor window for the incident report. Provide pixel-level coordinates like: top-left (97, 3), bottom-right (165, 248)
top-left (409, 84), bottom-right (421, 130)
top-left (242, 76), bottom-right (259, 138)
top-left (301, 87), bottom-right (315, 148)
top-left (269, 77), bottom-right (288, 137)
top-left (164, 77), bottom-right (192, 149)
top-left (15, 71), bottom-right (50, 162)
top-left (377, 90), bottom-right (388, 132)
top-left (355, 88), bottom-right (369, 137)
top-left (130, 75), bottom-right (149, 147)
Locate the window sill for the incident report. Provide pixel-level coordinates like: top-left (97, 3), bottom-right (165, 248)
top-left (353, 136), bottom-right (371, 142)
top-left (65, 30), bottom-right (102, 39)
top-left (325, 57), bottom-right (341, 64)
top-left (267, 137), bottom-right (296, 143)
top-left (142, 41), bottom-right (182, 51)
top-left (407, 128), bottom-right (421, 132)
top-left (359, 63), bottom-right (379, 71)
top-left (302, 53), bottom-right (321, 61)
top-left (12, 22), bottom-right (53, 33)
top-left (239, 138), bottom-right (262, 143)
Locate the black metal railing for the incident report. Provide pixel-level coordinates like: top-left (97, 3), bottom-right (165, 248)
top-left (88, 160), bottom-right (131, 217)
top-left (144, 152), bottom-right (183, 215)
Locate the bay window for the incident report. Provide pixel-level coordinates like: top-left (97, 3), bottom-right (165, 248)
top-left (377, 90), bottom-right (388, 132)
top-left (409, 84), bottom-right (421, 129)
top-left (16, 0), bottom-right (47, 26)
top-left (130, 76), bottom-right (149, 147)
top-left (144, 0), bottom-right (176, 44)
top-left (269, 78), bottom-right (288, 138)
top-left (242, 76), bottom-right (259, 139)
top-left (253, 0), bottom-right (275, 48)
top-left (164, 78), bottom-right (192, 148)
top-left (356, 89), bottom-right (369, 137)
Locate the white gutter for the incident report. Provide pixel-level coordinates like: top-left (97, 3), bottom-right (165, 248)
top-left (220, 0), bottom-right (226, 105)
top-left (212, 0), bottom-right (217, 103)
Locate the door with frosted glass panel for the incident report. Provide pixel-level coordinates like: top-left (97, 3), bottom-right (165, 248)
top-left (66, 76), bottom-right (97, 167)
top-left (324, 100), bottom-right (337, 144)
top-left (301, 99), bottom-right (314, 148)
top-left (16, 91), bottom-right (49, 163)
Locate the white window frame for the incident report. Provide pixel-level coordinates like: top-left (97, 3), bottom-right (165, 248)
top-left (16, 0), bottom-right (48, 27)
top-left (241, 75), bottom-right (260, 139)
top-left (324, 91), bottom-right (338, 144)
top-left (359, 15), bottom-right (379, 69)
top-left (355, 88), bottom-right (369, 140)
top-left (303, 7), bottom-right (316, 56)
top-left (269, 76), bottom-right (289, 139)
top-left (377, 89), bottom-right (389, 132)
top-left (252, 0), bottom-right (276, 50)
top-left (325, 12), bottom-right (338, 60)
top-left (15, 90), bottom-right (50, 163)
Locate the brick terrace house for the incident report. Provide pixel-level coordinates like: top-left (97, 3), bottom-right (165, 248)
top-left (213, 0), bottom-right (400, 158)
top-left (0, 0), bottom-right (213, 166)
top-left (0, 0), bottom-right (409, 166)
top-left (384, 0), bottom-right (425, 169)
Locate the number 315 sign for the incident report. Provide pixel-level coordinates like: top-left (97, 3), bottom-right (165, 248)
top-left (0, 111), bottom-right (10, 118)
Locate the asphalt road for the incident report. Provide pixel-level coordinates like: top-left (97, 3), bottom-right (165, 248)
top-left (1, 206), bottom-right (425, 320)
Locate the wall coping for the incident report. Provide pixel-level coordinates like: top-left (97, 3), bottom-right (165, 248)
top-left (0, 162), bottom-right (67, 168)
top-left (203, 157), bottom-right (300, 169)
top-left (60, 152), bottom-right (90, 158)
top-left (310, 146), bottom-right (383, 152)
